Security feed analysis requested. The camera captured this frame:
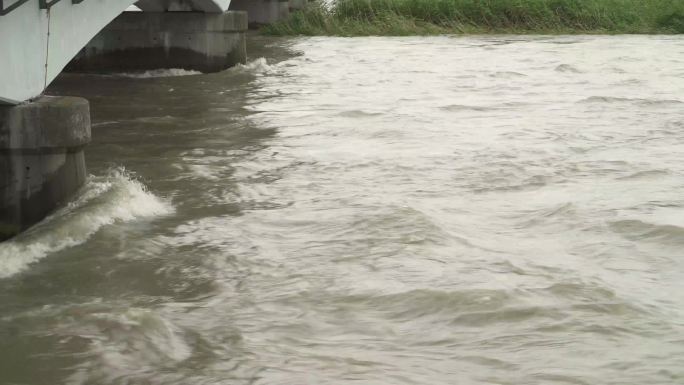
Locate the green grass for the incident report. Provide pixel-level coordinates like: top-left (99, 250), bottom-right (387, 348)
top-left (262, 0), bottom-right (684, 36)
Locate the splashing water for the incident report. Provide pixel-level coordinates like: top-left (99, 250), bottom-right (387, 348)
top-left (234, 57), bottom-right (277, 74)
top-left (0, 168), bottom-right (173, 278)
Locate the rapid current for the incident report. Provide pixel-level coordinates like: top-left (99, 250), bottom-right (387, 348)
top-left (1, 35), bottom-right (683, 384)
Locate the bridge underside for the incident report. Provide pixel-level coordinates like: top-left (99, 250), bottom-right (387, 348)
top-left (136, 0), bottom-right (231, 12)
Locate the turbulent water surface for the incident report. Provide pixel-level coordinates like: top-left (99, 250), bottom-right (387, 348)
top-left (1, 35), bottom-right (684, 385)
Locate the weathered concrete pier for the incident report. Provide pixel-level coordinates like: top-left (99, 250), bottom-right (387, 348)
top-left (68, 11), bottom-right (248, 73)
top-left (0, 97), bottom-right (90, 241)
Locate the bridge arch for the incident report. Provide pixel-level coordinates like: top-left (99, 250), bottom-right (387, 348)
top-left (0, 0), bottom-right (232, 105)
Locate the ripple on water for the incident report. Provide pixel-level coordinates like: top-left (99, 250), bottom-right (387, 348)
top-left (616, 169), bottom-right (671, 181)
top-left (609, 219), bottom-right (684, 246)
top-left (578, 96), bottom-right (684, 106)
top-left (439, 104), bottom-right (496, 112)
top-left (59, 305), bottom-right (195, 385)
top-left (340, 288), bottom-right (513, 321)
top-left (555, 64), bottom-right (583, 73)
top-left (488, 71), bottom-right (527, 78)
top-left (337, 110), bottom-right (385, 118)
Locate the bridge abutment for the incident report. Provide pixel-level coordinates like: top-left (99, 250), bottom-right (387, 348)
top-left (67, 11), bottom-right (247, 73)
top-left (0, 97), bottom-right (91, 241)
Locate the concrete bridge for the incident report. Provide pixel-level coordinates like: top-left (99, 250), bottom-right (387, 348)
top-left (0, 0), bottom-right (303, 240)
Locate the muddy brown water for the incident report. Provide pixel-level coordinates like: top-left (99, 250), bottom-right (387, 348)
top-left (1, 35), bottom-right (683, 385)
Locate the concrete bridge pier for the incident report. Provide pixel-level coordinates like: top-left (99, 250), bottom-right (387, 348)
top-left (230, 0), bottom-right (289, 25)
top-left (68, 11), bottom-right (248, 73)
top-left (0, 97), bottom-right (91, 241)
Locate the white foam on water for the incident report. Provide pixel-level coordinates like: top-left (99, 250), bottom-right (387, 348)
top-left (108, 59), bottom-right (274, 79)
top-left (90, 307), bottom-right (192, 364)
top-left (0, 168), bottom-right (173, 279)
top-left (234, 57), bottom-right (275, 74)
top-left (62, 306), bottom-right (192, 385)
top-left (112, 68), bottom-right (203, 78)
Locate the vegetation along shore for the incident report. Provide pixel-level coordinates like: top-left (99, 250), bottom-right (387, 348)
top-left (263, 0), bottom-right (684, 36)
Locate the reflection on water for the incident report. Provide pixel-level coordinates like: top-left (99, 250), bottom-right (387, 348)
top-left (1, 35), bottom-right (684, 385)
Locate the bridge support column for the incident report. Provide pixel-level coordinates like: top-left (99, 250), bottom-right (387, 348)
top-left (0, 97), bottom-right (91, 241)
top-left (68, 11), bottom-right (247, 73)
top-left (230, 0), bottom-right (290, 25)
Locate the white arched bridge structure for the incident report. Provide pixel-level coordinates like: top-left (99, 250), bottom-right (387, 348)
top-left (0, 0), bottom-right (233, 104)
top-left (0, 0), bottom-right (296, 104)
top-left (0, 0), bottom-right (303, 241)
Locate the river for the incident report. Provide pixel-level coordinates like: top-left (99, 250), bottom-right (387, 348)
top-left (1, 35), bottom-right (683, 385)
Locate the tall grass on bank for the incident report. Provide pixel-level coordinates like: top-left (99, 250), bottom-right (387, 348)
top-left (262, 0), bottom-right (684, 36)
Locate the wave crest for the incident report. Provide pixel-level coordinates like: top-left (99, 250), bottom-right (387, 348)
top-left (0, 168), bottom-right (173, 279)
top-left (578, 96), bottom-right (683, 106)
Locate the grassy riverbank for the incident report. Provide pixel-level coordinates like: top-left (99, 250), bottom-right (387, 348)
top-left (263, 0), bottom-right (684, 36)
